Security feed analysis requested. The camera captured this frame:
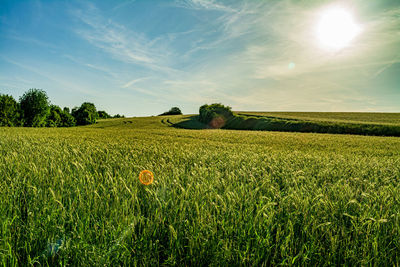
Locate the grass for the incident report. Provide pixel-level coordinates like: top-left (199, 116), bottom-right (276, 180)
top-left (1, 115), bottom-right (400, 265)
top-left (182, 112), bottom-right (400, 136)
top-left (170, 115), bottom-right (208, 129)
top-left (237, 112), bottom-right (400, 126)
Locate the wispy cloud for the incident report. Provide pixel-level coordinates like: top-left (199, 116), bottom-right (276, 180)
top-left (112, 0), bottom-right (136, 12)
top-left (372, 57), bottom-right (400, 78)
top-left (71, 3), bottom-right (174, 74)
top-left (62, 54), bottom-right (119, 78)
top-left (122, 77), bottom-right (150, 88)
top-left (178, 1), bottom-right (268, 57)
top-left (0, 56), bottom-right (100, 96)
top-left (68, 0), bottom-right (400, 112)
top-left (2, 0), bottom-right (398, 114)
top-left (226, 1), bottom-right (400, 82)
top-left (174, 0), bottom-right (235, 12)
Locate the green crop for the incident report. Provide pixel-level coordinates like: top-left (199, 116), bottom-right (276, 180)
top-left (237, 112), bottom-right (400, 125)
top-left (1, 115), bottom-right (400, 265)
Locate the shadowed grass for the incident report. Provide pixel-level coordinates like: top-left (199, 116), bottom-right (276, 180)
top-left (171, 115), bottom-right (208, 129)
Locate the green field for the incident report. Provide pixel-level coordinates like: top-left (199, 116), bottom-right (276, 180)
top-left (1, 115), bottom-right (400, 265)
top-left (236, 112), bottom-right (400, 125)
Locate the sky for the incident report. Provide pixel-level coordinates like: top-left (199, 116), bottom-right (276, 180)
top-left (0, 0), bottom-right (399, 116)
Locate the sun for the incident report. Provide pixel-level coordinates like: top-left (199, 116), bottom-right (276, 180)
top-left (316, 7), bottom-right (361, 50)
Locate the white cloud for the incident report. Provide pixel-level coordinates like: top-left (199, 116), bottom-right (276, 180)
top-left (122, 77), bottom-right (150, 88)
top-left (71, 3), bottom-right (174, 74)
top-left (174, 0), bottom-right (235, 12)
top-left (69, 0), bottom-right (400, 112)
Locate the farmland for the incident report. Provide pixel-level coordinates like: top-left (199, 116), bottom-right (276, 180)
top-left (236, 112), bottom-right (400, 126)
top-left (1, 114), bottom-right (400, 265)
top-left (192, 111), bottom-right (400, 136)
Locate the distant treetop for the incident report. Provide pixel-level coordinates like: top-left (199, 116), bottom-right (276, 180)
top-left (0, 94), bottom-right (22, 126)
top-left (159, 107), bottom-right (182, 116)
top-left (0, 88), bottom-right (118, 128)
top-left (19, 88), bottom-right (50, 127)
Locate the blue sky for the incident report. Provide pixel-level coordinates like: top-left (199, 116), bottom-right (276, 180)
top-left (0, 0), bottom-right (399, 116)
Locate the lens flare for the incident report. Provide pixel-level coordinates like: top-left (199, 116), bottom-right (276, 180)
top-left (139, 170), bottom-right (154, 185)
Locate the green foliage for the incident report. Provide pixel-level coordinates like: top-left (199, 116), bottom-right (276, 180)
top-left (46, 105), bottom-right (63, 127)
top-left (159, 107), bottom-right (182, 116)
top-left (0, 90), bottom-right (108, 128)
top-left (46, 105), bottom-right (76, 127)
top-left (98, 110), bottom-right (111, 119)
top-left (1, 117), bottom-right (400, 265)
top-left (113, 114), bottom-right (125, 118)
top-left (60, 111), bottom-right (76, 127)
top-left (0, 94), bottom-right (22, 126)
top-left (72, 102), bottom-right (98, 125)
top-left (199, 103), bottom-right (233, 127)
top-left (19, 89), bottom-right (50, 127)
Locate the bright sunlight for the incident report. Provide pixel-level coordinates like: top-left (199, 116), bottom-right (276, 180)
top-left (316, 7), bottom-right (361, 50)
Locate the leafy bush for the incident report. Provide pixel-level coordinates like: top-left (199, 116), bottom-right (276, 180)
top-left (46, 105), bottom-right (63, 127)
top-left (46, 105), bottom-right (76, 127)
top-left (0, 94), bottom-right (22, 126)
top-left (19, 89), bottom-right (50, 127)
top-left (60, 110), bottom-right (76, 127)
top-left (98, 110), bottom-right (111, 119)
top-left (159, 107), bottom-right (182, 116)
top-left (0, 90), bottom-right (110, 128)
top-left (199, 103), bottom-right (233, 127)
top-left (72, 102), bottom-right (99, 125)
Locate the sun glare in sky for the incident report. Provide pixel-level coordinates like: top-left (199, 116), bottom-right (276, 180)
top-left (316, 7), bottom-right (361, 50)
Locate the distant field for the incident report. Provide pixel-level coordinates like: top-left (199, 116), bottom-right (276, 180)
top-left (174, 112), bottom-right (400, 136)
top-left (237, 112), bottom-right (400, 125)
top-left (181, 111), bottom-right (400, 136)
top-left (1, 116), bottom-right (400, 265)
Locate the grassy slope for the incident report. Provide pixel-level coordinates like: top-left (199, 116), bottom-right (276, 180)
top-left (1, 116), bottom-right (400, 265)
top-left (212, 112), bottom-right (400, 136)
top-left (237, 112), bottom-right (400, 125)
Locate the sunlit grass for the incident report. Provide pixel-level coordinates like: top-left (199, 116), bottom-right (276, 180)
top-left (1, 115), bottom-right (400, 265)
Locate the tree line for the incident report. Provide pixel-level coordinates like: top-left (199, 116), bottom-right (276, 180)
top-left (0, 89), bottom-right (123, 127)
top-left (158, 107), bottom-right (182, 116)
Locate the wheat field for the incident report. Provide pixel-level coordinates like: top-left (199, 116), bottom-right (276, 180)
top-left (1, 115), bottom-right (400, 265)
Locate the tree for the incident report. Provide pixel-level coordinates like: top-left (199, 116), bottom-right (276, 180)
top-left (19, 88), bottom-right (50, 127)
top-left (72, 102), bottom-right (98, 125)
top-left (60, 110), bottom-right (76, 127)
top-left (63, 107), bottom-right (70, 114)
top-left (199, 103), bottom-right (233, 124)
top-left (98, 110), bottom-right (111, 119)
top-left (46, 105), bottom-right (63, 127)
top-left (159, 107), bottom-right (182, 116)
top-left (0, 94), bottom-right (22, 126)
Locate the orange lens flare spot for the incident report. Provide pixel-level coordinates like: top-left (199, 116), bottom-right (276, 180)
top-left (139, 170), bottom-right (154, 185)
